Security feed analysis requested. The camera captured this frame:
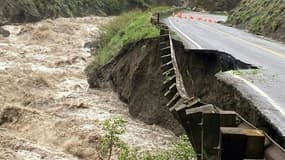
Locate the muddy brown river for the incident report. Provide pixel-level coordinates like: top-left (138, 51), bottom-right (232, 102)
top-left (0, 16), bottom-right (174, 160)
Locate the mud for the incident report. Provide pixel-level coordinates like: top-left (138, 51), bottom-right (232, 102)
top-left (87, 38), bottom-right (184, 135)
top-left (0, 17), bottom-right (175, 160)
top-left (88, 36), bottom-right (285, 147)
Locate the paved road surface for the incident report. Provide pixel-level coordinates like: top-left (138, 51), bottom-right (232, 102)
top-left (166, 12), bottom-right (285, 136)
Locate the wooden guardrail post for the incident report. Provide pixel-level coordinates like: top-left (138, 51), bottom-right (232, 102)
top-left (220, 127), bottom-right (265, 160)
top-left (153, 10), bottom-right (285, 160)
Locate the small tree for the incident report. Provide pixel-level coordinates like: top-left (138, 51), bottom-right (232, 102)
top-left (99, 116), bottom-right (127, 160)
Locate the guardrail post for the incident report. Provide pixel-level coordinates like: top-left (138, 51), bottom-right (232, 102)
top-left (157, 13), bottom-right (160, 24)
top-left (220, 127), bottom-right (265, 160)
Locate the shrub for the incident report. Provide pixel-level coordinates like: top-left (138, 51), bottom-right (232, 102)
top-left (98, 116), bottom-right (127, 160)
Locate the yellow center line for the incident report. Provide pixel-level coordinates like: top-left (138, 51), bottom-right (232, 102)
top-left (199, 22), bottom-right (285, 59)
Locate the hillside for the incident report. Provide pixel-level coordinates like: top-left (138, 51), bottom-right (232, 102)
top-left (186, 0), bottom-right (241, 11)
top-left (0, 0), bottom-right (179, 24)
top-left (228, 0), bottom-right (285, 41)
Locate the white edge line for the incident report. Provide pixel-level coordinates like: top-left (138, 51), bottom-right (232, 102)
top-left (168, 18), bottom-right (203, 49)
top-left (168, 17), bottom-right (285, 117)
top-left (232, 73), bottom-right (285, 116)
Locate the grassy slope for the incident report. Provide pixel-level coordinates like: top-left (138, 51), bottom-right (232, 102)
top-left (86, 10), bottom-right (160, 73)
top-left (187, 0), bottom-right (241, 11)
top-left (228, 0), bottom-right (285, 40)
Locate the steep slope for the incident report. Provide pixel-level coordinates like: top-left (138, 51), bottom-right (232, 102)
top-left (0, 0), bottom-right (180, 24)
top-left (228, 0), bottom-right (285, 41)
top-left (87, 38), bottom-right (184, 134)
top-left (186, 0), bottom-right (241, 11)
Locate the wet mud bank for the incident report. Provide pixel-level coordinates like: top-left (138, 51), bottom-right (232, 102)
top-left (87, 37), bottom-right (284, 146)
top-left (87, 38), bottom-right (184, 135)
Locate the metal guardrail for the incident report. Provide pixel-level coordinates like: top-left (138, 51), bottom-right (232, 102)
top-left (151, 13), bottom-right (285, 160)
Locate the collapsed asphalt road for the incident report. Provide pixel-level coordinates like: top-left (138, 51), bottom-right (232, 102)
top-left (167, 12), bottom-right (285, 141)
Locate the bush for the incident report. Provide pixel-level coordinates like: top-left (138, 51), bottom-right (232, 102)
top-left (98, 117), bottom-right (196, 160)
top-left (98, 116), bottom-right (127, 160)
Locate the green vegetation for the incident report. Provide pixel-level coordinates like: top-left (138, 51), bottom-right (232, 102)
top-left (118, 135), bottom-right (195, 160)
top-left (99, 116), bottom-right (196, 160)
top-left (0, 0), bottom-right (179, 23)
top-left (231, 69), bottom-right (260, 76)
top-left (98, 117), bottom-right (127, 160)
top-left (228, 0), bottom-right (285, 40)
top-left (88, 10), bottom-right (160, 70)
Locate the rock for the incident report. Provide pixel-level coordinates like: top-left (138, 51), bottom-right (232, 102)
top-left (0, 27), bottom-right (10, 37)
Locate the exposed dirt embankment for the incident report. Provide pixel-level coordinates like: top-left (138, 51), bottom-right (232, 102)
top-left (87, 38), bottom-right (184, 135)
top-left (88, 36), bottom-right (285, 147)
top-left (86, 37), bottom-right (257, 135)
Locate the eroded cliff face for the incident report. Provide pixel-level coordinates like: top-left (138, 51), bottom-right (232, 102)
top-left (86, 37), bottom-right (260, 137)
top-left (87, 38), bottom-right (184, 135)
top-left (0, 0), bottom-right (181, 25)
top-left (0, 0), bottom-right (121, 24)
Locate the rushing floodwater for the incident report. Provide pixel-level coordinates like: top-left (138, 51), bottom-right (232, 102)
top-left (0, 16), bottom-right (174, 160)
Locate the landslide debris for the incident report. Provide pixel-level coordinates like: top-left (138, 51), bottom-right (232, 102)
top-left (228, 0), bottom-right (285, 41)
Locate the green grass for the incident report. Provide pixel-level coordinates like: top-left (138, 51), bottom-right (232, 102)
top-left (228, 0), bottom-right (285, 36)
top-left (88, 10), bottom-right (160, 70)
top-left (231, 69), bottom-right (260, 76)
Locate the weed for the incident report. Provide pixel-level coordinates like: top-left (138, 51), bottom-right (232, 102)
top-left (250, 69), bottom-right (259, 75)
top-left (164, 70), bottom-right (172, 81)
top-left (232, 70), bottom-right (244, 76)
